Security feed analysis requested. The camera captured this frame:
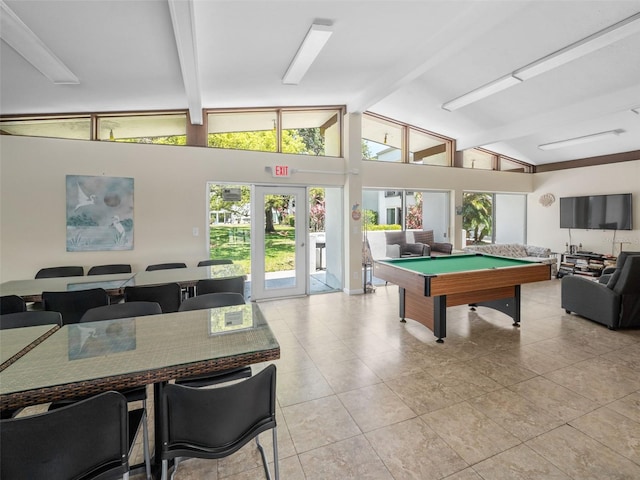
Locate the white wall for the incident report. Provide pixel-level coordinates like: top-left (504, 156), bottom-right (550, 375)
top-left (0, 135), bottom-right (345, 281)
top-left (528, 160), bottom-right (640, 256)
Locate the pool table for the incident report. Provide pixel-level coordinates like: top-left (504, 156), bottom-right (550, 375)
top-left (375, 254), bottom-right (551, 342)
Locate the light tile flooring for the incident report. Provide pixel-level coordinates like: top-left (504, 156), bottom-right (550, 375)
top-left (138, 279), bottom-right (640, 479)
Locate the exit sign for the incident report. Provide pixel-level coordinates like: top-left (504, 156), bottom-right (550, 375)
top-left (273, 165), bottom-right (291, 177)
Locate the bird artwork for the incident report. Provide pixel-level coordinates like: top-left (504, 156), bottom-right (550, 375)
top-left (111, 215), bottom-right (126, 242)
top-left (74, 182), bottom-right (96, 211)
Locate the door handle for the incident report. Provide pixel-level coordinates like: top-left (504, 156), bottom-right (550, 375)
top-left (300, 242), bottom-right (305, 247)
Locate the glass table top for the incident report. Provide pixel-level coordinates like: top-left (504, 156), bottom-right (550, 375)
top-left (0, 304), bottom-right (278, 398)
top-left (122, 264), bottom-right (246, 287)
top-left (0, 324), bottom-right (57, 366)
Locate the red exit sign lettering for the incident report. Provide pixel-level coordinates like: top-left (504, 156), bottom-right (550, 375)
top-left (273, 165), bottom-right (291, 177)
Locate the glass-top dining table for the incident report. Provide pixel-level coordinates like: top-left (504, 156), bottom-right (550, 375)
top-left (0, 303), bottom-right (278, 411)
top-left (0, 264), bottom-right (247, 302)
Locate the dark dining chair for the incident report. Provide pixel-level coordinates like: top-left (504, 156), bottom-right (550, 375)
top-left (178, 292), bottom-right (245, 312)
top-left (87, 264), bottom-right (132, 275)
top-left (35, 266), bottom-right (84, 278)
top-left (159, 364), bottom-right (278, 480)
top-left (0, 295), bottom-right (27, 315)
top-left (124, 283), bottom-right (182, 313)
top-left (42, 288), bottom-right (110, 325)
top-left (80, 301), bottom-right (162, 322)
top-left (195, 277), bottom-right (245, 297)
top-left (0, 311), bottom-right (62, 330)
top-left (1, 391), bottom-right (132, 480)
top-left (197, 259), bottom-right (233, 266)
top-left (145, 262), bottom-right (187, 271)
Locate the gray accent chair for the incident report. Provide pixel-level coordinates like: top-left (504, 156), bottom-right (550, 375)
top-left (562, 255), bottom-right (640, 329)
top-left (384, 231), bottom-right (429, 258)
top-left (412, 230), bottom-right (453, 256)
top-left (598, 251), bottom-right (640, 284)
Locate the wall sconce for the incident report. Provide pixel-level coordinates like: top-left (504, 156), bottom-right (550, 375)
top-left (455, 205), bottom-right (463, 215)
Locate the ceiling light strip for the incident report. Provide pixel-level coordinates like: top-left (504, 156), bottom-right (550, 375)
top-left (441, 12), bottom-right (640, 111)
top-left (0, 0), bottom-right (79, 84)
top-left (441, 75), bottom-right (522, 111)
top-left (538, 130), bottom-right (623, 151)
top-left (282, 22), bottom-right (333, 85)
top-left (514, 12), bottom-right (640, 81)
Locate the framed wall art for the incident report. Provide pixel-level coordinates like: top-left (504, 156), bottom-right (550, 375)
top-left (66, 175), bottom-right (134, 251)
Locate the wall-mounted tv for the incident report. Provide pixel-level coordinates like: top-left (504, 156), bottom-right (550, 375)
top-left (560, 193), bottom-right (633, 230)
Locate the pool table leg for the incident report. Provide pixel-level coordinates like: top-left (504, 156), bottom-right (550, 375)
top-left (399, 287), bottom-right (407, 323)
top-left (434, 296), bottom-right (446, 343)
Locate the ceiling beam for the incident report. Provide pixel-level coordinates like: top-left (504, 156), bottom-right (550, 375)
top-left (168, 0), bottom-right (202, 125)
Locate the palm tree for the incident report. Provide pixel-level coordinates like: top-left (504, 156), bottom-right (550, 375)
top-left (462, 193), bottom-right (492, 244)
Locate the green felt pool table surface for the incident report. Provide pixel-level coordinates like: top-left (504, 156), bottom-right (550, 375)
top-left (379, 254), bottom-right (534, 275)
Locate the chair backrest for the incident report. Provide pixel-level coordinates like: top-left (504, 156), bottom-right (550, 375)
top-left (35, 266), bottom-right (84, 279)
top-left (615, 251), bottom-right (640, 268)
top-left (610, 255), bottom-right (640, 295)
top-left (160, 364), bottom-right (276, 461)
top-left (145, 263), bottom-right (187, 271)
top-left (0, 391), bottom-right (129, 480)
top-left (384, 231), bottom-right (407, 246)
top-left (80, 301), bottom-right (162, 322)
top-left (0, 295), bottom-right (27, 315)
top-left (87, 264), bottom-right (132, 276)
top-left (42, 288), bottom-right (110, 325)
top-left (412, 230), bottom-right (435, 246)
top-left (195, 277), bottom-right (245, 297)
top-left (124, 283), bottom-right (182, 313)
top-left (0, 311), bottom-right (62, 330)
top-left (197, 259), bottom-right (233, 266)
top-left (179, 293), bottom-right (245, 312)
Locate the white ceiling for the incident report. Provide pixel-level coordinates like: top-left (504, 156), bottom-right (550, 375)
top-left (2, 0), bottom-right (640, 166)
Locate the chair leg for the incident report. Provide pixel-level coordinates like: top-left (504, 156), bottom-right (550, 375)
top-left (255, 428), bottom-right (278, 480)
top-left (141, 400), bottom-right (151, 480)
top-left (272, 427), bottom-right (279, 480)
top-left (161, 460), bottom-right (168, 480)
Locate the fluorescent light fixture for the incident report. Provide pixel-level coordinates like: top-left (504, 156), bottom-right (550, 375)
top-left (441, 75), bottom-right (522, 111)
top-left (168, 0), bottom-right (202, 125)
top-left (0, 0), bottom-right (79, 84)
top-left (514, 12), bottom-right (640, 81)
top-left (538, 130), bottom-right (623, 151)
top-left (283, 22), bottom-right (333, 85)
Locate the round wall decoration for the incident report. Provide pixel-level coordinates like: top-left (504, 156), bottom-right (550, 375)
top-left (538, 193), bottom-right (555, 207)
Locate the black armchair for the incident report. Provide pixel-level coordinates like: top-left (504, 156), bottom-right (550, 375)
top-left (384, 231), bottom-right (429, 258)
top-left (598, 251), bottom-right (640, 284)
top-left (562, 255), bottom-right (640, 329)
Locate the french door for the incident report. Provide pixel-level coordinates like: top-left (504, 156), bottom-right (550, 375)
top-left (251, 186), bottom-right (307, 300)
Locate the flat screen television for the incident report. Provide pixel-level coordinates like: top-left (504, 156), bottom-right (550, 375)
top-left (560, 193), bottom-right (633, 230)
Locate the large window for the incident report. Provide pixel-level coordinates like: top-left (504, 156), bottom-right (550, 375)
top-left (0, 116), bottom-right (91, 140)
top-left (362, 112), bottom-right (452, 166)
top-left (364, 189), bottom-right (450, 235)
top-left (461, 148), bottom-right (533, 172)
top-left (362, 115), bottom-right (403, 162)
top-left (97, 113), bottom-right (187, 144)
top-left (462, 192), bottom-right (526, 245)
top-left (207, 107), bottom-right (342, 157)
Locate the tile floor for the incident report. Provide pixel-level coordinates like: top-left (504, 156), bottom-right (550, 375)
top-left (137, 279), bottom-right (640, 479)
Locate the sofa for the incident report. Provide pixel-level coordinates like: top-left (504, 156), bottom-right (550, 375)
top-left (464, 243), bottom-right (557, 276)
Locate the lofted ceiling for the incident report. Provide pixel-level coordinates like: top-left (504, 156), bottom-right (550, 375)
top-left (1, 0), bottom-right (640, 166)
